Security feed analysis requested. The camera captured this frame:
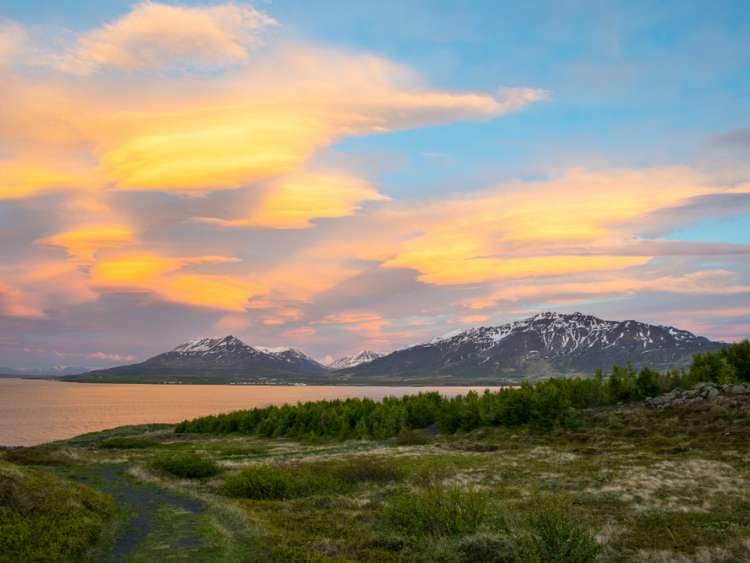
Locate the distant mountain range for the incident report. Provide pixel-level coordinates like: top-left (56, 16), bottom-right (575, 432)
top-left (63, 313), bottom-right (726, 384)
top-left (65, 336), bottom-right (327, 383)
top-left (0, 365), bottom-right (88, 378)
top-left (338, 312), bottom-right (724, 382)
top-left (327, 350), bottom-right (383, 370)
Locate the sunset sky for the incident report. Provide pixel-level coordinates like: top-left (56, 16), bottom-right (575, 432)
top-left (1, 1), bottom-right (749, 368)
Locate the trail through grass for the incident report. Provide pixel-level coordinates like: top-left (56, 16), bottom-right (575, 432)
top-left (55, 464), bottom-right (257, 562)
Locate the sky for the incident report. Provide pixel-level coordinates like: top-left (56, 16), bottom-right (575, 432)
top-left (1, 1), bottom-right (749, 369)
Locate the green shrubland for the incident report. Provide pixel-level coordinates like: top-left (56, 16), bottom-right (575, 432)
top-left (176, 341), bottom-right (749, 440)
top-left (150, 453), bottom-right (220, 479)
top-left (0, 460), bottom-right (115, 562)
top-left (97, 436), bottom-right (158, 449)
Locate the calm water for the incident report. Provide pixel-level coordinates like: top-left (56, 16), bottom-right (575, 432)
top-left (0, 378), bottom-right (499, 446)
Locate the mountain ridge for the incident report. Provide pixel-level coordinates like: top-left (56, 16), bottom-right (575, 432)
top-left (328, 351), bottom-right (383, 370)
top-left (63, 313), bottom-right (727, 384)
top-left (65, 335), bottom-right (327, 383)
top-left (341, 312), bottom-right (725, 380)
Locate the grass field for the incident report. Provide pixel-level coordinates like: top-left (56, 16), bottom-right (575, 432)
top-left (2, 397), bottom-right (750, 561)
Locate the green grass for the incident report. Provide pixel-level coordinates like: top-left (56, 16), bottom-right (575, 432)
top-left (0, 460), bottom-right (115, 562)
top-left (6, 387), bottom-right (750, 562)
top-left (334, 456), bottom-right (403, 483)
top-left (2, 446), bottom-right (70, 466)
top-left (382, 484), bottom-right (503, 537)
top-left (521, 498), bottom-right (601, 562)
top-left (395, 428), bottom-right (431, 445)
top-left (98, 437), bottom-right (159, 450)
top-left (151, 453), bottom-right (220, 479)
top-left (223, 464), bottom-right (344, 500)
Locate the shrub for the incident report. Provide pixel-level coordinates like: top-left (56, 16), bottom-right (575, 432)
top-left (336, 457), bottom-right (403, 483)
top-left (0, 460), bottom-right (115, 561)
top-left (97, 437), bottom-right (157, 450)
top-left (395, 429), bottom-right (431, 445)
top-left (3, 447), bottom-right (68, 466)
top-left (457, 532), bottom-right (517, 562)
top-left (383, 486), bottom-right (501, 537)
top-left (223, 465), bottom-right (344, 500)
top-left (175, 341), bottom-right (750, 441)
top-left (522, 501), bottom-right (601, 562)
top-left (151, 453), bottom-right (219, 479)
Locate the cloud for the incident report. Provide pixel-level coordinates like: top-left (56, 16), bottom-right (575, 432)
top-left (39, 225), bottom-right (137, 260)
top-left (463, 269), bottom-right (750, 311)
top-left (87, 351), bottom-right (136, 362)
top-left (0, 20), bottom-right (25, 66)
top-left (1, 25), bottom-right (544, 199)
top-left (2, 2), bottom-right (748, 363)
top-left (90, 253), bottom-right (264, 311)
top-left (58, 2), bottom-right (275, 74)
top-left (0, 158), bottom-right (99, 201)
top-left (370, 167), bottom-right (743, 284)
top-left (0, 281), bottom-right (44, 318)
top-left (712, 127), bottom-right (750, 147)
top-left (282, 326), bottom-right (316, 339)
top-left (197, 170), bottom-right (389, 228)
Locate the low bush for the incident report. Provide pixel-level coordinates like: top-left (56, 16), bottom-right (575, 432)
top-left (382, 485), bottom-right (501, 537)
top-left (0, 460), bottom-right (115, 561)
top-left (335, 456), bottom-right (403, 483)
top-left (97, 437), bottom-right (157, 450)
top-left (457, 532), bottom-right (517, 562)
top-left (177, 341), bottom-right (750, 440)
top-left (521, 501), bottom-right (601, 562)
top-left (151, 453), bottom-right (219, 479)
top-left (223, 465), bottom-right (343, 500)
top-left (3, 447), bottom-right (69, 466)
top-left (395, 428), bottom-right (431, 445)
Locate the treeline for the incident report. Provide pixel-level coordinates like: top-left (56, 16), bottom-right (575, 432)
top-left (175, 341), bottom-right (750, 440)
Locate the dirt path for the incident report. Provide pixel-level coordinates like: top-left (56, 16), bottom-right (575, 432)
top-left (62, 464), bottom-right (247, 562)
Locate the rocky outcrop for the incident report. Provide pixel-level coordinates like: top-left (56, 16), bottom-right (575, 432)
top-left (645, 382), bottom-right (750, 410)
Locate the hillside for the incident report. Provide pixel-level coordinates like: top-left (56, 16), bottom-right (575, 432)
top-left (66, 336), bottom-right (327, 383)
top-left (341, 312), bottom-right (724, 381)
top-left (63, 313), bottom-right (727, 384)
top-left (4, 342), bottom-right (750, 561)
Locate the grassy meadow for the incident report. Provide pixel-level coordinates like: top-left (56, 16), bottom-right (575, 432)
top-left (1, 343), bottom-right (749, 561)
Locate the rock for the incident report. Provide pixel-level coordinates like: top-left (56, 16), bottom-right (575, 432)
top-left (704, 387), bottom-right (719, 399)
top-left (726, 384), bottom-right (750, 395)
top-left (645, 381), bottom-right (750, 410)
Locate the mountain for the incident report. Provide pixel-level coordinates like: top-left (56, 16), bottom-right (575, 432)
top-left (0, 365), bottom-right (88, 378)
top-left (328, 350), bottom-right (382, 370)
top-left (65, 336), bottom-right (327, 383)
top-left (341, 312), bottom-right (725, 381)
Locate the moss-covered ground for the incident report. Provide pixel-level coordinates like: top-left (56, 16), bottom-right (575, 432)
top-left (2, 401), bottom-right (750, 561)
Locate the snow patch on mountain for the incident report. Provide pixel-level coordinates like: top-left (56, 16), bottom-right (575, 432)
top-left (329, 350), bottom-right (382, 369)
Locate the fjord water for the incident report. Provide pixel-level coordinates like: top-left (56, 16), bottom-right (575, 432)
top-left (0, 378), bottom-right (499, 446)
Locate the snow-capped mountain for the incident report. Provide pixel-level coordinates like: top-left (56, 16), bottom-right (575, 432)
top-left (69, 336), bottom-right (327, 383)
top-left (328, 350), bottom-right (382, 370)
top-left (343, 312), bottom-right (724, 380)
top-left (256, 346), bottom-right (325, 371)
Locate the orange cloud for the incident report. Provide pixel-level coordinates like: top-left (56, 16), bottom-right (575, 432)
top-left (377, 168), bottom-right (740, 284)
top-left (39, 225), bottom-right (136, 260)
top-left (460, 314), bottom-right (490, 324)
top-left (0, 281), bottom-right (43, 318)
top-left (282, 326), bottom-right (316, 339)
top-left (0, 12), bottom-right (543, 199)
top-left (199, 171), bottom-right (389, 229)
top-left (0, 158), bottom-right (99, 200)
top-left (88, 351), bottom-right (136, 362)
top-left (58, 2), bottom-right (275, 74)
top-left (90, 254), bottom-right (264, 311)
top-left (464, 269), bottom-right (750, 311)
